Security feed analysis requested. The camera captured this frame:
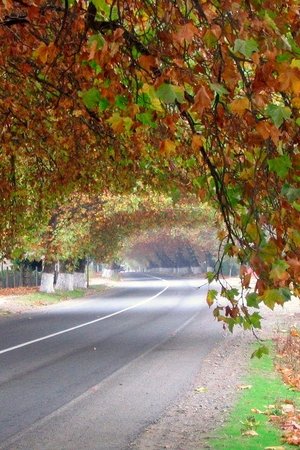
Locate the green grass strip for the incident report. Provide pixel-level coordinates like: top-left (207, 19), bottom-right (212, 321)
top-left (210, 343), bottom-right (300, 450)
top-left (19, 285), bottom-right (108, 306)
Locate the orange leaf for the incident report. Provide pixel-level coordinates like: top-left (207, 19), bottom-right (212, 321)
top-left (230, 97), bottom-right (250, 116)
top-left (173, 22), bottom-right (199, 45)
top-left (191, 134), bottom-right (203, 150)
top-left (138, 55), bottom-right (158, 72)
top-left (192, 85), bottom-right (212, 116)
top-left (34, 42), bottom-right (49, 64)
top-left (159, 139), bottom-right (177, 156)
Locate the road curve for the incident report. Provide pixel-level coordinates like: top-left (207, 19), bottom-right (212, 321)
top-left (0, 273), bottom-right (223, 450)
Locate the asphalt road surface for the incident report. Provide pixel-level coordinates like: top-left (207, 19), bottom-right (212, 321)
top-left (0, 273), bottom-right (223, 450)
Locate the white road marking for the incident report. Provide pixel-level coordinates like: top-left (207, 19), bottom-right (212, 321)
top-left (0, 286), bottom-right (169, 355)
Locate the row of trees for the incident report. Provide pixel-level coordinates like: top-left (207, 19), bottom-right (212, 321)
top-left (23, 192), bottom-right (217, 292)
top-left (0, 0), bottom-right (299, 330)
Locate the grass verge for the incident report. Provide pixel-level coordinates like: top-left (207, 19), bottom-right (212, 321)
top-left (0, 285), bottom-right (110, 315)
top-left (210, 343), bottom-right (300, 450)
top-left (20, 284), bottom-right (109, 306)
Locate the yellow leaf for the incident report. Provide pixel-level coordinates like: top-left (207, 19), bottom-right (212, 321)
top-left (264, 447), bottom-right (286, 450)
top-left (195, 386), bottom-right (207, 393)
top-left (34, 42), bottom-right (49, 64)
top-left (34, 42), bottom-right (58, 64)
top-left (251, 408), bottom-right (265, 414)
top-left (238, 384), bottom-right (252, 390)
top-left (151, 97), bottom-right (164, 112)
top-left (246, 222), bottom-right (260, 243)
top-left (291, 97), bottom-right (300, 108)
top-left (242, 430), bottom-right (258, 436)
top-left (160, 139), bottom-right (177, 156)
top-left (230, 97), bottom-right (250, 116)
top-left (292, 78), bottom-right (300, 94)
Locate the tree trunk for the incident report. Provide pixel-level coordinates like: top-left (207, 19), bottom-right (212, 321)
top-left (55, 260), bottom-right (74, 291)
top-left (40, 261), bottom-right (55, 293)
top-left (73, 258), bottom-right (87, 289)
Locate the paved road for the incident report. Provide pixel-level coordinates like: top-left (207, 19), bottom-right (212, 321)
top-left (0, 273), bottom-right (223, 450)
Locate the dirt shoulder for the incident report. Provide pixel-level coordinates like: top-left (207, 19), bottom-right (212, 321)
top-left (129, 300), bottom-right (300, 450)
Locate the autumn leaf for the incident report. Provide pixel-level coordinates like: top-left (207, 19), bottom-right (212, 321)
top-left (206, 289), bottom-right (218, 307)
top-left (33, 43), bottom-right (48, 64)
top-left (191, 134), bottom-right (203, 151)
top-left (264, 447), bottom-right (286, 450)
top-left (242, 430), bottom-right (258, 436)
top-left (270, 260), bottom-right (290, 282)
top-left (230, 97), bottom-right (250, 116)
top-left (173, 22), bottom-right (199, 45)
top-left (192, 85), bottom-right (212, 115)
top-left (195, 386), bottom-right (207, 393)
top-left (159, 139), bottom-right (177, 156)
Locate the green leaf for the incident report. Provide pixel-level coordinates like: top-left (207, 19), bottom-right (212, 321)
top-left (206, 271), bottom-right (216, 283)
top-left (156, 83), bottom-right (185, 104)
top-left (98, 97), bottom-right (109, 112)
top-left (170, 187), bottom-right (181, 203)
top-left (210, 83), bottom-right (229, 97)
top-left (292, 201), bottom-right (300, 212)
top-left (115, 95), bottom-right (128, 110)
top-left (137, 93), bottom-right (151, 108)
top-left (246, 292), bottom-right (260, 308)
top-left (136, 112), bottom-right (157, 128)
top-left (251, 345), bottom-right (269, 359)
top-left (91, 0), bottom-right (118, 19)
top-left (227, 186), bottom-right (242, 207)
top-left (278, 287), bottom-right (291, 302)
top-left (266, 104), bottom-right (291, 128)
top-left (276, 52), bottom-right (293, 63)
top-left (261, 289), bottom-right (288, 309)
top-left (221, 287), bottom-right (239, 301)
top-left (268, 155), bottom-right (292, 178)
top-left (210, 84), bottom-right (228, 98)
top-left (281, 184), bottom-right (300, 202)
top-left (234, 38), bottom-right (258, 58)
top-left (81, 88), bottom-right (101, 109)
top-left (248, 311), bottom-right (262, 329)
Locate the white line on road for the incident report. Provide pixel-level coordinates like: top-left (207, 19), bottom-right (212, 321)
top-left (0, 286), bottom-right (169, 355)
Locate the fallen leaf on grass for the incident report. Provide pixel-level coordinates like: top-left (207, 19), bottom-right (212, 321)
top-left (281, 404), bottom-right (295, 414)
top-left (242, 430), bottom-right (258, 436)
top-left (264, 447), bottom-right (286, 450)
top-left (251, 408), bottom-right (265, 414)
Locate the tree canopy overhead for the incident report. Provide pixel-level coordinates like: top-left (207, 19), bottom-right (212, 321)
top-left (1, 0), bottom-right (300, 329)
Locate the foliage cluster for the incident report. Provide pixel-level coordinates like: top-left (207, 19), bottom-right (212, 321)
top-left (0, 0), bottom-right (300, 329)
